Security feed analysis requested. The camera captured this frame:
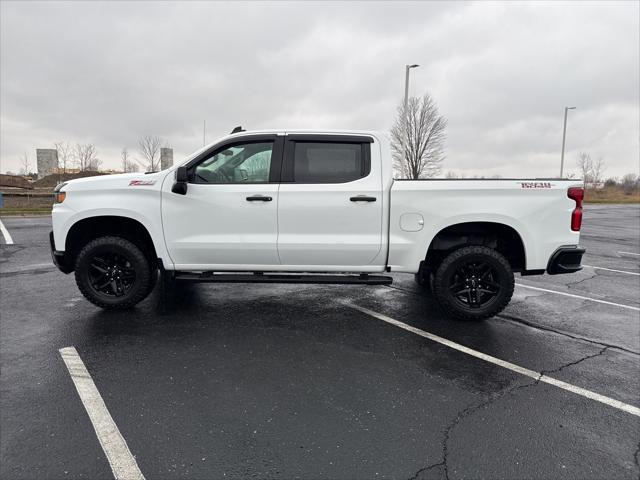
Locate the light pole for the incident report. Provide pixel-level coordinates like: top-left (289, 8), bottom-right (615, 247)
top-left (404, 64), bottom-right (419, 110)
top-left (402, 64), bottom-right (419, 171)
top-left (560, 106), bottom-right (576, 178)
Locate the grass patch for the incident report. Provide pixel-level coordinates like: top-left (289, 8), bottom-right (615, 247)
top-left (585, 187), bottom-right (639, 204)
top-left (0, 207), bottom-right (52, 216)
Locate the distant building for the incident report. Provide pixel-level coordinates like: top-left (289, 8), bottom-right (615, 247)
top-left (36, 149), bottom-right (58, 179)
top-left (160, 148), bottom-right (173, 170)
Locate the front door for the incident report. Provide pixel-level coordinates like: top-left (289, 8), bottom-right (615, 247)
top-left (277, 134), bottom-right (385, 270)
top-left (161, 135), bottom-right (283, 270)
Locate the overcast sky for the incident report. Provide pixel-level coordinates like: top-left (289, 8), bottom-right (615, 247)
top-left (1, 1), bottom-right (638, 178)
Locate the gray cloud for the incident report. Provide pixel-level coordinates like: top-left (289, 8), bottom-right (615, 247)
top-left (1, 1), bottom-right (638, 178)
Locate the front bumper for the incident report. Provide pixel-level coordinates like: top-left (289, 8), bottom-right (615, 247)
top-left (49, 231), bottom-right (72, 274)
top-left (547, 246), bottom-right (585, 275)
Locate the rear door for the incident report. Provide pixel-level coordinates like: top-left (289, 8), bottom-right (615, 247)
top-left (277, 134), bottom-right (384, 269)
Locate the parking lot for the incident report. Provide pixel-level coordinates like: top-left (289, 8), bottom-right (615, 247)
top-left (1, 204), bottom-right (639, 479)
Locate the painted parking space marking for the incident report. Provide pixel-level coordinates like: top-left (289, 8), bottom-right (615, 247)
top-left (59, 347), bottom-right (145, 480)
top-left (619, 251), bottom-right (640, 257)
top-left (347, 303), bottom-right (640, 417)
top-left (0, 218), bottom-right (14, 244)
top-left (515, 283), bottom-right (640, 311)
top-left (583, 265), bottom-right (640, 276)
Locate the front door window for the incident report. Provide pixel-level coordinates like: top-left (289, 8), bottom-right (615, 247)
top-left (194, 142), bottom-right (273, 184)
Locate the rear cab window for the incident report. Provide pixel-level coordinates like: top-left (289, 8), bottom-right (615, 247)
top-left (282, 135), bottom-right (372, 184)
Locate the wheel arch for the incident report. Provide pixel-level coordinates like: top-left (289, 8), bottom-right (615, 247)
top-left (423, 221), bottom-right (527, 273)
top-left (65, 215), bottom-right (159, 270)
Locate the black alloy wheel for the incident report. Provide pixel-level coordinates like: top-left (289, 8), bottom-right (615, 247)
top-left (75, 236), bottom-right (154, 309)
top-left (448, 260), bottom-right (501, 309)
top-left (433, 245), bottom-right (514, 321)
top-left (87, 251), bottom-right (137, 298)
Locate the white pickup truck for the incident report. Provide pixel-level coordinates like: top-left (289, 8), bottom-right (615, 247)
top-left (50, 129), bottom-right (585, 320)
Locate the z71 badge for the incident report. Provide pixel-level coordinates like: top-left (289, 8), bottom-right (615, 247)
top-left (129, 180), bottom-right (156, 186)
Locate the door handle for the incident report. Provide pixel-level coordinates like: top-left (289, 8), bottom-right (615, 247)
top-left (246, 195), bottom-right (272, 202)
top-left (350, 195), bottom-right (377, 202)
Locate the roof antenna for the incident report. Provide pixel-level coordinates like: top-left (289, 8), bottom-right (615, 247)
top-left (231, 126), bottom-right (245, 134)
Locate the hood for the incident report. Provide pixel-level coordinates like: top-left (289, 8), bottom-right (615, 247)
top-left (61, 171), bottom-right (166, 191)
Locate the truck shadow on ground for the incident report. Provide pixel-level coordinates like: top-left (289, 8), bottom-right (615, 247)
top-left (79, 282), bottom-right (512, 395)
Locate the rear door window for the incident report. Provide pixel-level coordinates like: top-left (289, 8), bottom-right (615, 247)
top-left (287, 141), bottom-right (370, 183)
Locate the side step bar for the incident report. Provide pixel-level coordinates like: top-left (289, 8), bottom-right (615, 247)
top-left (173, 272), bottom-right (393, 285)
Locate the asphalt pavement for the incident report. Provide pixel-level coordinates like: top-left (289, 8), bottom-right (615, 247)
top-left (1, 204), bottom-right (639, 480)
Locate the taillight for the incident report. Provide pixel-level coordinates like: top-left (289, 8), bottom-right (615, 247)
top-left (567, 187), bottom-right (584, 231)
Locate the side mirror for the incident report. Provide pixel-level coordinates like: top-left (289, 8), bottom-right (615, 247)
top-left (172, 166), bottom-right (188, 195)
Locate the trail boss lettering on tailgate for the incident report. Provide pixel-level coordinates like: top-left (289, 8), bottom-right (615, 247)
top-left (520, 182), bottom-right (554, 188)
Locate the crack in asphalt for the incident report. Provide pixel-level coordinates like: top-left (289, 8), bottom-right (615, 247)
top-left (409, 378), bottom-right (542, 480)
top-left (634, 441), bottom-right (640, 476)
top-left (381, 284), bottom-right (639, 356)
top-left (408, 345), bottom-right (626, 480)
top-left (0, 244), bottom-right (25, 262)
top-left (409, 460), bottom-right (445, 480)
top-left (565, 271), bottom-right (598, 288)
top-left (538, 346), bottom-right (609, 377)
top-left (497, 314), bottom-right (639, 356)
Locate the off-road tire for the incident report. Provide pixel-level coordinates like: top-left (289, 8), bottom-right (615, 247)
top-left (75, 236), bottom-right (153, 309)
top-left (433, 245), bottom-right (514, 321)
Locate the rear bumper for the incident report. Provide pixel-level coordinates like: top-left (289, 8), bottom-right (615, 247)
top-left (547, 246), bottom-right (585, 275)
top-left (50, 231), bottom-right (72, 274)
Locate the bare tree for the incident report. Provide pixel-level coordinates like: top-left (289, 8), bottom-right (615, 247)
top-left (54, 141), bottom-right (72, 174)
top-left (121, 148), bottom-right (139, 173)
top-left (576, 152), bottom-right (606, 188)
top-left (74, 143), bottom-right (100, 171)
top-left (576, 152), bottom-right (593, 184)
top-left (19, 152), bottom-right (31, 175)
top-left (591, 157), bottom-right (606, 186)
top-left (390, 93), bottom-right (447, 179)
top-left (137, 135), bottom-right (163, 172)
top-left (621, 173), bottom-right (639, 194)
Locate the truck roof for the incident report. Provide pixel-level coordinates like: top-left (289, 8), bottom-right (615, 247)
top-left (228, 129), bottom-right (385, 137)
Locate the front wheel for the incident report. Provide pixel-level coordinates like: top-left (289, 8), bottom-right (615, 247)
top-left (75, 236), bottom-right (154, 309)
top-left (433, 246), bottom-right (514, 321)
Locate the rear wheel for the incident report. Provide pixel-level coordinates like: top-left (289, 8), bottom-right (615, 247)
top-left (433, 245), bottom-right (514, 321)
top-left (75, 236), bottom-right (154, 309)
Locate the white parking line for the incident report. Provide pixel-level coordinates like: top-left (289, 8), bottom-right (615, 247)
top-left (515, 283), bottom-right (640, 311)
top-left (583, 265), bottom-right (640, 276)
top-left (0, 218), bottom-right (14, 244)
top-left (59, 347), bottom-right (145, 480)
top-left (347, 304), bottom-right (640, 417)
top-left (619, 251), bottom-right (640, 257)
